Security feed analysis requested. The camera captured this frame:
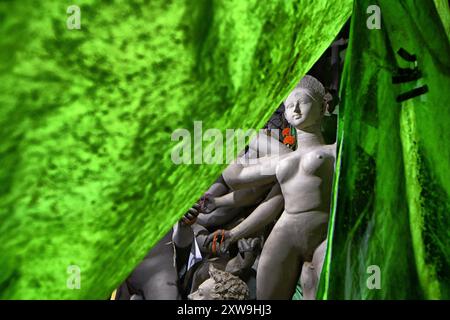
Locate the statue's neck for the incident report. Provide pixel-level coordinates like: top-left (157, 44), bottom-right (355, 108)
top-left (296, 124), bottom-right (324, 149)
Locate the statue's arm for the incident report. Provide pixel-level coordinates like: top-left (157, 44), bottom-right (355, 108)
top-left (172, 221), bottom-right (194, 249)
top-left (196, 185), bottom-right (272, 228)
top-left (196, 207), bottom-right (241, 228)
top-left (214, 184), bottom-right (272, 209)
top-left (229, 183), bottom-right (284, 241)
top-left (172, 204), bottom-right (201, 248)
top-left (222, 156), bottom-right (281, 190)
top-left (205, 175), bottom-right (229, 197)
top-left (173, 221), bottom-right (212, 256)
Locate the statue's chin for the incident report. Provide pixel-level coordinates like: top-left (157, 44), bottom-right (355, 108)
top-left (289, 119), bottom-right (304, 128)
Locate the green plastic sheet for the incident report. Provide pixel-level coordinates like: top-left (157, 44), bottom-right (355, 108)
top-left (320, 0), bottom-right (450, 299)
top-left (0, 0), bottom-right (351, 299)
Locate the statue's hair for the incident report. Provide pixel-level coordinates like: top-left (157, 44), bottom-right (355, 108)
top-left (290, 74), bottom-right (335, 114)
top-left (208, 264), bottom-right (249, 300)
top-left (295, 75), bottom-right (326, 102)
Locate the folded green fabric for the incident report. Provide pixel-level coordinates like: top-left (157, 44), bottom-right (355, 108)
top-left (320, 0), bottom-right (450, 299)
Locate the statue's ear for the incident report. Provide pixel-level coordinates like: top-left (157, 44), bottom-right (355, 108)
top-left (323, 92), bottom-right (334, 115)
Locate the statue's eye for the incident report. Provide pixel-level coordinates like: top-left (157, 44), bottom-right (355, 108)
top-left (287, 104), bottom-right (294, 109)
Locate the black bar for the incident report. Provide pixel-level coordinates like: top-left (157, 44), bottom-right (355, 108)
top-left (1, 300), bottom-right (449, 319)
top-left (396, 85), bottom-right (429, 102)
top-left (397, 48), bottom-right (417, 62)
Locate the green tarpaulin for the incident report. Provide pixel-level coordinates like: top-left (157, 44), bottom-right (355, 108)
top-left (320, 0), bottom-right (450, 299)
top-left (0, 0), bottom-right (351, 299)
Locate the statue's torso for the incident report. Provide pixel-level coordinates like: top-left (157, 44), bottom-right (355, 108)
top-left (276, 144), bottom-right (335, 214)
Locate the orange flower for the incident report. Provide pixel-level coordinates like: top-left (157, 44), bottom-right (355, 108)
top-left (282, 127), bottom-right (290, 137)
top-left (283, 135), bottom-right (295, 146)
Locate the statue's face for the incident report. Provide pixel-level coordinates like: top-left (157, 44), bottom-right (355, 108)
top-left (284, 88), bottom-right (322, 129)
top-left (188, 278), bottom-right (216, 300)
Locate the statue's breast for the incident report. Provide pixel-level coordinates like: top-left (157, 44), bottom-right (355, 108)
top-left (275, 148), bottom-right (334, 186)
top-left (300, 149), bottom-right (335, 180)
top-left (300, 151), bottom-right (326, 174)
top-left (275, 154), bottom-right (300, 184)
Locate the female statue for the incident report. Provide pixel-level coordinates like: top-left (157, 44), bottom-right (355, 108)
top-left (208, 75), bottom-right (336, 299)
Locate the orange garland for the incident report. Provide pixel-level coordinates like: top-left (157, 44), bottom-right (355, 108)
top-left (282, 127), bottom-right (296, 147)
top-left (283, 135), bottom-right (295, 146)
top-left (282, 127), bottom-right (291, 137)
top-left (211, 230), bottom-right (227, 255)
top-left (212, 231), bottom-right (218, 255)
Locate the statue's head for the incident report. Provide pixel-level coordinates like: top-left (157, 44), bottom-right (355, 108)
top-left (284, 75), bottom-right (326, 130)
top-left (187, 264), bottom-right (249, 300)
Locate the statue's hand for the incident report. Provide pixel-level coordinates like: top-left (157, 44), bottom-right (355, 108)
top-left (180, 203), bottom-right (201, 226)
top-left (237, 238), bottom-right (261, 255)
top-left (235, 238), bottom-right (261, 270)
top-left (205, 229), bottom-right (233, 256)
top-left (199, 193), bottom-right (216, 214)
top-left (204, 197), bottom-right (217, 214)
